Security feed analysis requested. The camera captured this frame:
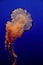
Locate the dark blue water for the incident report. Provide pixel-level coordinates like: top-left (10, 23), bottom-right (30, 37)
top-left (0, 0), bottom-right (43, 65)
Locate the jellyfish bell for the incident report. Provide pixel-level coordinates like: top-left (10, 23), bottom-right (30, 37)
top-left (11, 8), bottom-right (32, 31)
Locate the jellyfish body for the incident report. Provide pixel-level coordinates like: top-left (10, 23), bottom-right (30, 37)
top-left (5, 8), bottom-right (32, 65)
top-left (11, 8), bottom-right (32, 31)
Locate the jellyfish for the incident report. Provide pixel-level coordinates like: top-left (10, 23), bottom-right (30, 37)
top-left (4, 8), bottom-right (32, 65)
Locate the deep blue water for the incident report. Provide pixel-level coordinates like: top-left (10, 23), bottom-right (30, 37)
top-left (0, 0), bottom-right (43, 65)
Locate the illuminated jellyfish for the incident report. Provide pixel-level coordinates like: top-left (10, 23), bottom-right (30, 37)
top-left (5, 8), bottom-right (32, 65)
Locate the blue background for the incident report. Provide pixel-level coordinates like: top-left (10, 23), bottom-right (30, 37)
top-left (0, 0), bottom-right (43, 65)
